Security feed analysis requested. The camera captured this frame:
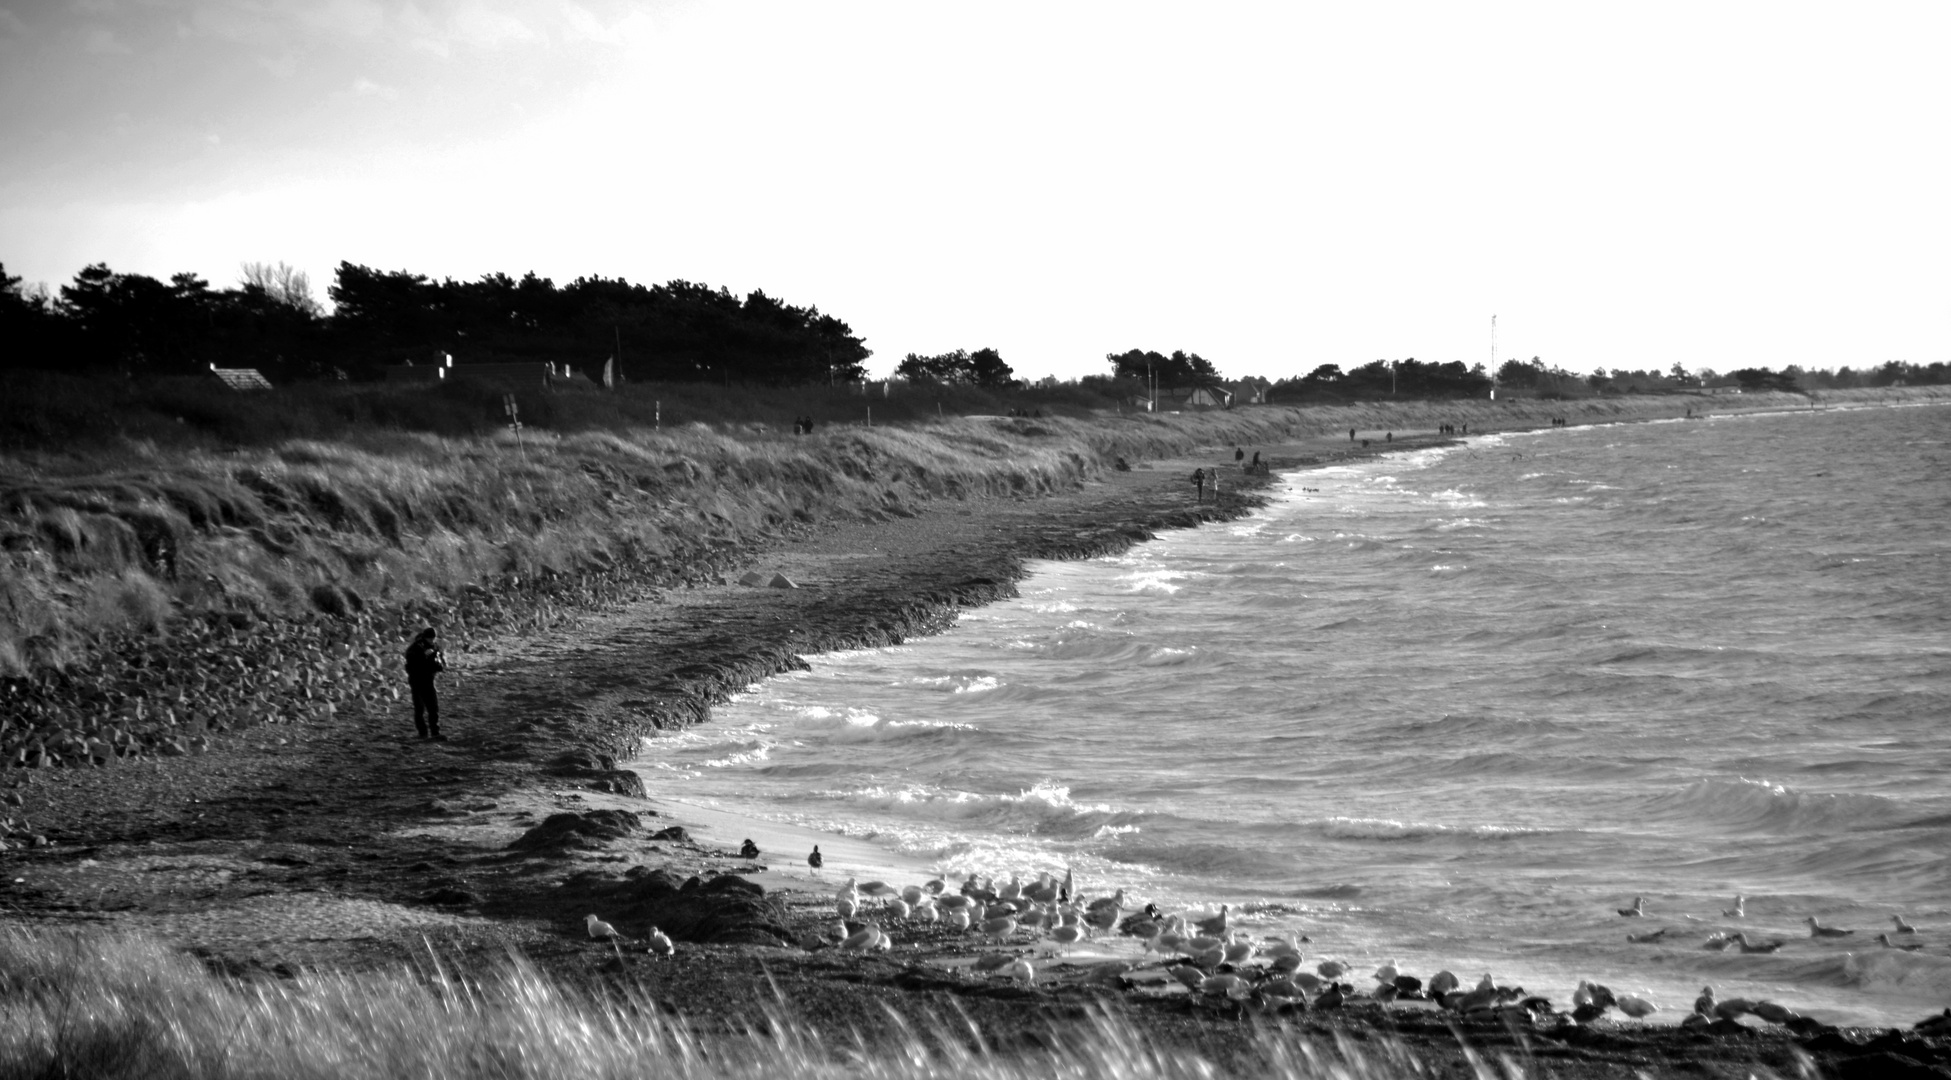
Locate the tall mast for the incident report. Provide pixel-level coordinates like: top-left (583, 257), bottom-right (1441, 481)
top-left (1489, 314), bottom-right (1498, 399)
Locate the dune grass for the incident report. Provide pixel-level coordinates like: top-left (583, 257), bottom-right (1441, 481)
top-left (0, 926), bottom-right (1540, 1080)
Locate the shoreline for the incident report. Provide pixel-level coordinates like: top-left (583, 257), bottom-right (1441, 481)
top-left (5, 406), bottom-right (1949, 1076)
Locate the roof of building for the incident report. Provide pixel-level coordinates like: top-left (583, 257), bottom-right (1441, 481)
top-left (209, 366), bottom-right (273, 390)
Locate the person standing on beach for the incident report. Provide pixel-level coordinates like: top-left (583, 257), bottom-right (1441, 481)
top-left (1191, 467), bottom-right (1206, 502)
top-left (1349, 428), bottom-right (1356, 442)
top-left (404, 627), bottom-right (447, 741)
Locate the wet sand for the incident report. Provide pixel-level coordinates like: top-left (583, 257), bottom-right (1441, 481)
top-left (3, 425), bottom-right (1944, 1077)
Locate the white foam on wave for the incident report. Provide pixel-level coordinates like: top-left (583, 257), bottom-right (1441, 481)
top-left (1121, 569), bottom-right (1186, 595)
top-left (1843, 949), bottom-right (1951, 995)
top-left (1316, 816), bottom-right (1549, 841)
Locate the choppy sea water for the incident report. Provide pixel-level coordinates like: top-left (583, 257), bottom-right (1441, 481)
top-left (637, 402), bottom-right (1951, 1026)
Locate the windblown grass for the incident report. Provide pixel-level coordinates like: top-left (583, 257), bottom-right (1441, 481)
top-left (0, 926), bottom-right (1546, 1080)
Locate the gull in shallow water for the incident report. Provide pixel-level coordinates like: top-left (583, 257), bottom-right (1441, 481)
top-left (1892, 915), bottom-right (1918, 935)
top-left (1806, 916), bottom-right (1854, 938)
top-left (1876, 932), bottom-right (1924, 952)
top-left (1723, 895), bottom-right (1745, 918)
top-left (1617, 897), bottom-right (1646, 918)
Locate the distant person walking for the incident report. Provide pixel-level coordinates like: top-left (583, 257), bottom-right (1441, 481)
top-left (1349, 428), bottom-right (1356, 442)
top-left (1191, 467), bottom-right (1207, 502)
top-left (404, 627), bottom-right (447, 741)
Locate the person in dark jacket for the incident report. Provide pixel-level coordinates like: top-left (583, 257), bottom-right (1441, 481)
top-left (404, 627), bottom-right (447, 740)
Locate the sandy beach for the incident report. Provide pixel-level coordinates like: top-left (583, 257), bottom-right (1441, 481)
top-left (4, 412), bottom-right (1947, 1078)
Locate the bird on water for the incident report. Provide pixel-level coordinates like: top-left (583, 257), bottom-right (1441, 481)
top-left (1617, 896), bottom-right (1646, 917)
top-left (1806, 916), bottom-right (1854, 938)
top-left (1891, 914), bottom-right (1918, 935)
top-left (1723, 894), bottom-right (1745, 918)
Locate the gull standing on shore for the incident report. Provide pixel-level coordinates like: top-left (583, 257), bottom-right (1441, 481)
top-left (807, 846), bottom-right (823, 875)
top-left (646, 927), bottom-right (674, 957)
top-left (585, 914), bottom-right (627, 942)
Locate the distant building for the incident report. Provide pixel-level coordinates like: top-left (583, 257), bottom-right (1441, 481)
top-left (1159, 385), bottom-right (1234, 409)
top-left (209, 363), bottom-right (272, 390)
top-left (1224, 377), bottom-right (1271, 404)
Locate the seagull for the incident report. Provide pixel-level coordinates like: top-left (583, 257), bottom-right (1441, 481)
top-left (1892, 915), bottom-right (1918, 935)
top-left (979, 913), bottom-right (1019, 943)
top-left (1192, 905), bottom-right (1230, 936)
top-left (1199, 972), bottom-right (1252, 999)
top-left (836, 895), bottom-right (858, 920)
top-left (1005, 958), bottom-right (1035, 985)
top-left (1618, 896), bottom-right (1646, 917)
top-left (646, 926), bottom-right (674, 957)
top-left (1617, 992), bottom-right (1659, 1018)
top-left (884, 897), bottom-right (911, 921)
top-left (1048, 924), bottom-right (1085, 952)
top-left (1693, 986), bottom-right (1716, 1016)
top-left (1876, 933), bottom-right (1923, 952)
top-left (1428, 971), bottom-right (1460, 996)
top-left (807, 845), bottom-right (823, 875)
top-left (840, 923), bottom-right (881, 951)
top-left (1167, 965), bottom-right (1205, 991)
top-left (1735, 933), bottom-right (1785, 954)
top-left (1806, 916), bottom-right (1854, 938)
top-left (1316, 959), bottom-right (1348, 980)
top-left (859, 880), bottom-right (896, 898)
top-left (585, 914), bottom-right (626, 942)
top-left (739, 838), bottom-right (760, 859)
top-left (1723, 894), bottom-right (1745, 918)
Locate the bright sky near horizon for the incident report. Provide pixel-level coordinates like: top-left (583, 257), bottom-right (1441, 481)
top-left (3, 1), bottom-right (1947, 382)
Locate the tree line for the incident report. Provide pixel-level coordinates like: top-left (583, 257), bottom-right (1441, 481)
top-left (1, 260), bottom-right (872, 385)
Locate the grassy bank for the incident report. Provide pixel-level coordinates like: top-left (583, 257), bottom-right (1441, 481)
top-left (1, 387), bottom-right (1938, 772)
top-left (0, 925), bottom-right (1628, 1080)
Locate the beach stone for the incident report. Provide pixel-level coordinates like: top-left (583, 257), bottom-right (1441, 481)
top-left (650, 825), bottom-right (690, 843)
top-left (767, 574), bottom-right (798, 589)
top-left (739, 571), bottom-right (767, 586)
top-left (507, 809), bottom-right (643, 853)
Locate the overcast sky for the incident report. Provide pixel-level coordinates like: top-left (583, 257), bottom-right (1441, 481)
top-left (3, 1), bottom-right (1946, 382)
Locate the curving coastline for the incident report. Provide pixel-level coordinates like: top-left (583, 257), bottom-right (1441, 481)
top-left (5, 390), bottom-right (1949, 1077)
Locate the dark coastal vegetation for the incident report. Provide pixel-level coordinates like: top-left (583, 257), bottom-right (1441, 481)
top-left (1, 260), bottom-right (869, 385)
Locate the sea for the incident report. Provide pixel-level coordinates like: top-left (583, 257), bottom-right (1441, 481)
top-left (636, 401), bottom-right (1951, 1027)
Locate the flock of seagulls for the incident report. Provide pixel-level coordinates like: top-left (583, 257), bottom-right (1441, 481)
top-left (574, 853), bottom-right (1935, 1031)
top-left (1622, 895), bottom-right (1933, 957)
